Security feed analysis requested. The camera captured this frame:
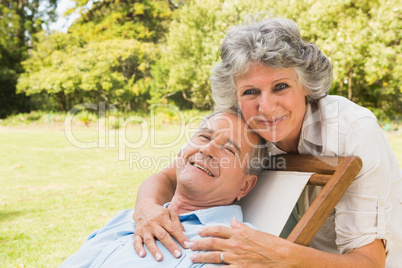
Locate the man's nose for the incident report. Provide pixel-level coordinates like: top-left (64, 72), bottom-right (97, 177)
top-left (199, 140), bottom-right (220, 159)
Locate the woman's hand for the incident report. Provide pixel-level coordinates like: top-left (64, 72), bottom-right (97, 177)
top-left (189, 218), bottom-right (295, 267)
top-left (189, 218), bottom-right (386, 267)
top-left (133, 201), bottom-right (189, 261)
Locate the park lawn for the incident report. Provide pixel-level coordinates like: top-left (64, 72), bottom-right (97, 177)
top-left (0, 123), bottom-right (189, 267)
top-left (0, 123), bottom-right (401, 267)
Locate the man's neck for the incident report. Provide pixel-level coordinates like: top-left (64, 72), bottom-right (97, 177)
top-left (167, 192), bottom-right (236, 215)
top-left (167, 194), bottom-right (215, 215)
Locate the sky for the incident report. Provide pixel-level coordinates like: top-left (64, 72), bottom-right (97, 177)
top-left (48, 0), bottom-right (80, 33)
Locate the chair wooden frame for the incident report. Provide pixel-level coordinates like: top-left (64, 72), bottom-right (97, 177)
top-left (269, 154), bottom-right (362, 246)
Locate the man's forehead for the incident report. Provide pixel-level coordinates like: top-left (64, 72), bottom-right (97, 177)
top-left (211, 114), bottom-right (259, 143)
top-left (192, 114), bottom-right (259, 156)
top-left (200, 113), bottom-right (244, 129)
top-left (199, 114), bottom-right (252, 147)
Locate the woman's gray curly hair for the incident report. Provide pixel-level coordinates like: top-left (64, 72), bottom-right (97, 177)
top-left (211, 16), bottom-right (333, 110)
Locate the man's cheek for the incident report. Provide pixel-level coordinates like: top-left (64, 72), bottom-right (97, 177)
top-left (219, 157), bottom-right (232, 170)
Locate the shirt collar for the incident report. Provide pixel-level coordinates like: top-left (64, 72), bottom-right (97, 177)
top-left (163, 203), bottom-right (244, 225)
top-left (298, 101), bottom-right (323, 155)
top-left (268, 101), bottom-right (323, 155)
top-left (301, 102), bottom-right (322, 146)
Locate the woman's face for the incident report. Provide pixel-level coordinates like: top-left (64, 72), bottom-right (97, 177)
top-left (236, 64), bottom-right (307, 152)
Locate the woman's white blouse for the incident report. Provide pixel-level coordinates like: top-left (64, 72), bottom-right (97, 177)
top-left (269, 95), bottom-right (402, 267)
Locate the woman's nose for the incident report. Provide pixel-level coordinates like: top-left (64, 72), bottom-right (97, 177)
top-left (258, 93), bottom-right (277, 114)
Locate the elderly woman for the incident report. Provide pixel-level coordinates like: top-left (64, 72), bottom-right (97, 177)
top-left (132, 17), bottom-right (402, 267)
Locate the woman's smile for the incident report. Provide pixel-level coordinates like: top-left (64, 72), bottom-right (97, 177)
top-left (257, 115), bottom-right (287, 126)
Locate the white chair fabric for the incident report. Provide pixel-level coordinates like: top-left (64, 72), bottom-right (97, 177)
top-left (237, 170), bottom-right (312, 236)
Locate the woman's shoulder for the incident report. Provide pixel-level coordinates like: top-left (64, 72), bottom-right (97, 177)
top-left (316, 95), bottom-right (377, 126)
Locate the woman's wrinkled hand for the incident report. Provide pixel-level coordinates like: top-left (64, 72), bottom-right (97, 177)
top-left (189, 218), bottom-right (295, 267)
top-left (133, 201), bottom-right (189, 261)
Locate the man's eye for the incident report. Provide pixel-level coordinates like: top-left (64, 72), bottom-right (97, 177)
top-left (225, 147), bottom-right (235, 155)
top-left (199, 135), bottom-right (210, 140)
top-left (275, 83), bottom-right (289, 91)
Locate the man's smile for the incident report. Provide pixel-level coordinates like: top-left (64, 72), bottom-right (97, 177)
top-left (191, 162), bottom-right (214, 177)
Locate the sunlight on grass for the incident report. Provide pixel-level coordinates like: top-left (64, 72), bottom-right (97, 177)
top-left (0, 123), bottom-right (190, 267)
top-left (0, 123), bottom-right (401, 267)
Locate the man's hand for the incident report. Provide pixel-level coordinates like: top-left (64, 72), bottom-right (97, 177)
top-left (133, 201), bottom-right (189, 261)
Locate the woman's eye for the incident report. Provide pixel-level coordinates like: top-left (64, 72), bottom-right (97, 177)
top-left (242, 89), bottom-right (257, 96)
top-left (275, 83), bottom-right (289, 91)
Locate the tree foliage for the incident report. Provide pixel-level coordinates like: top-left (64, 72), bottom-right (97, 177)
top-left (0, 0), bottom-right (57, 117)
top-left (17, 0), bottom-right (172, 111)
top-left (294, 0), bottom-right (401, 119)
top-left (152, 0), bottom-right (275, 109)
top-left (18, 34), bottom-right (157, 110)
top-left (67, 0), bottom-right (172, 43)
top-left (158, 0), bottom-right (400, 117)
top-left (10, 0), bottom-right (402, 119)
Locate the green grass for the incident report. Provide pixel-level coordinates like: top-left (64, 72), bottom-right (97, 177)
top-left (0, 123), bottom-right (401, 267)
top-left (0, 123), bottom-right (191, 267)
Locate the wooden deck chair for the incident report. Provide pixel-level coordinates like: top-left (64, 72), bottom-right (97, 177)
top-left (237, 154), bottom-right (362, 246)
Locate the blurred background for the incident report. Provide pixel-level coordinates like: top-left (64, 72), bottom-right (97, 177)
top-left (1, 0), bottom-right (401, 123)
top-left (0, 0), bottom-right (401, 267)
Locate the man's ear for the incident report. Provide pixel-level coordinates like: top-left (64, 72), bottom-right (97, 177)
top-left (236, 174), bottom-right (257, 201)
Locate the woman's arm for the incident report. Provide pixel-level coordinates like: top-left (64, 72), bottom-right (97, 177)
top-left (189, 219), bottom-right (385, 267)
top-left (133, 162), bottom-right (189, 261)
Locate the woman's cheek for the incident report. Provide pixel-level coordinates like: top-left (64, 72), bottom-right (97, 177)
top-left (239, 100), bottom-right (254, 120)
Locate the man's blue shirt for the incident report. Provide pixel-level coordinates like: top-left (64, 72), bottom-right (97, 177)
top-left (60, 204), bottom-right (246, 267)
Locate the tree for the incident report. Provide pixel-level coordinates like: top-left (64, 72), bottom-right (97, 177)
top-left (17, 0), bottom-right (172, 111)
top-left (158, 0), bottom-right (400, 117)
top-left (18, 34), bottom-right (157, 111)
top-left (152, 0), bottom-right (277, 109)
top-left (294, 0), bottom-right (401, 119)
top-left (66, 0), bottom-right (172, 43)
top-left (15, 0), bottom-right (401, 118)
top-left (0, 0), bottom-right (57, 117)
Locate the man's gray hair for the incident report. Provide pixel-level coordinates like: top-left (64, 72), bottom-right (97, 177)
top-left (211, 15), bottom-right (333, 110)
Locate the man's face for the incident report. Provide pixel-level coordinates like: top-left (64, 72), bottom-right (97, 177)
top-left (176, 113), bottom-right (258, 207)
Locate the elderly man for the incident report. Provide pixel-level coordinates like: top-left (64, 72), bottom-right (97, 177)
top-left (60, 111), bottom-right (266, 267)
